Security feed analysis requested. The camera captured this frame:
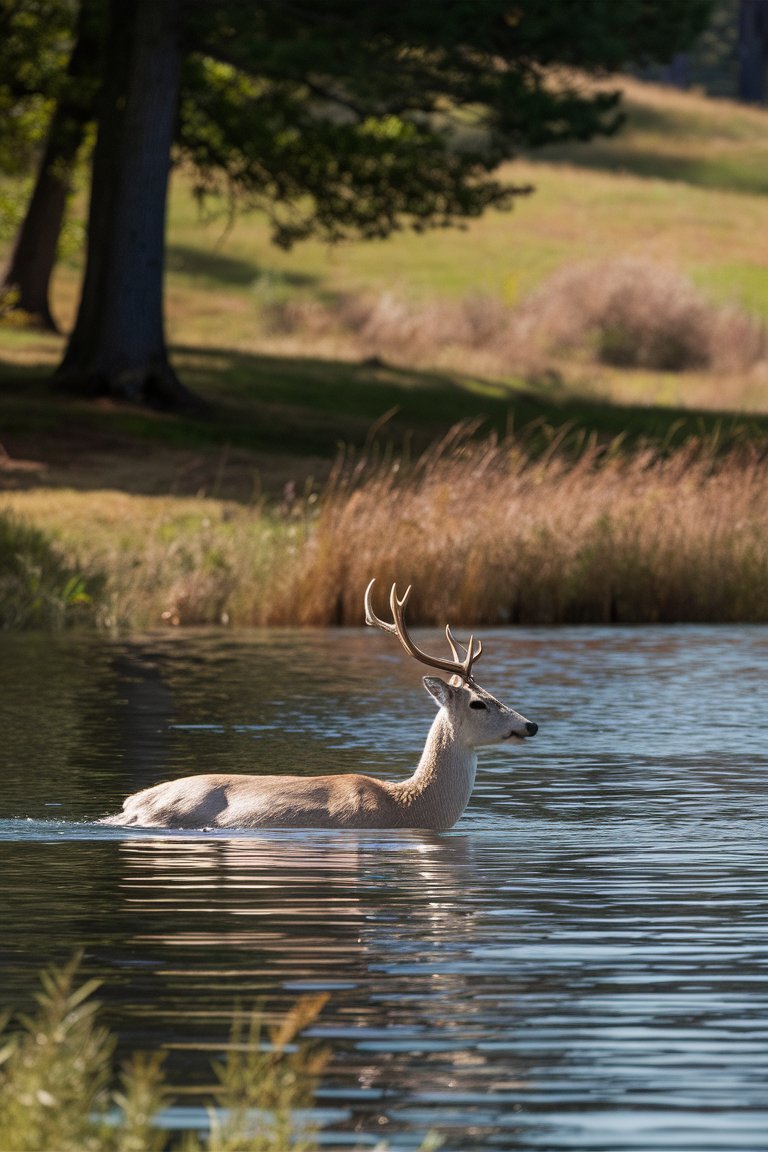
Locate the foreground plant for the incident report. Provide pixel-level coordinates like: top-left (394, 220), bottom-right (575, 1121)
top-left (0, 955), bottom-right (329, 1152)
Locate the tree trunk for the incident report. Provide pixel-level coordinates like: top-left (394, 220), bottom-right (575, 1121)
top-left (57, 0), bottom-right (198, 409)
top-left (738, 0), bottom-right (768, 103)
top-left (1, 0), bottom-right (101, 331)
top-left (1, 123), bottom-right (75, 330)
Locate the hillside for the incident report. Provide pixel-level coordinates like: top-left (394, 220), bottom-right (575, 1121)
top-left (3, 76), bottom-right (768, 497)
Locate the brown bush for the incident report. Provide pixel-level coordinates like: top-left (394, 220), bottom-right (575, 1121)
top-left (513, 257), bottom-right (766, 372)
top-left (260, 258), bottom-right (766, 378)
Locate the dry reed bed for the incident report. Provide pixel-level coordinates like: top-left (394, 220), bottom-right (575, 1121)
top-left (268, 433), bottom-right (768, 626)
top-left (3, 433), bottom-right (768, 628)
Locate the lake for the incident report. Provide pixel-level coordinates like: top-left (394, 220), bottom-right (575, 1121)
top-left (1, 625), bottom-right (766, 1150)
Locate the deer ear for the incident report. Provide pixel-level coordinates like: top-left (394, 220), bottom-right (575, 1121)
top-left (423, 676), bottom-right (454, 708)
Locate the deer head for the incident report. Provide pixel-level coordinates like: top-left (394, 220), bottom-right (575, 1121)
top-left (364, 579), bottom-right (538, 746)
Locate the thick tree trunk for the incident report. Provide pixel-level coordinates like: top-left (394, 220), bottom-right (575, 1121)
top-left (1, 0), bottom-right (101, 331)
top-left (57, 0), bottom-right (198, 409)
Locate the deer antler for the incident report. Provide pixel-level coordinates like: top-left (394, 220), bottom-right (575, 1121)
top-left (364, 579), bottom-right (483, 685)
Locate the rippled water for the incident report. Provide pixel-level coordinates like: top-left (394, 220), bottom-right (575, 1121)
top-left (1, 626), bottom-right (766, 1150)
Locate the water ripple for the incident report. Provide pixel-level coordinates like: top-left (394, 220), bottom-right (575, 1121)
top-left (0, 626), bottom-right (766, 1150)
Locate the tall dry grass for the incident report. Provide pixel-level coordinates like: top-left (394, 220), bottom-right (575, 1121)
top-left (265, 428), bottom-right (768, 626)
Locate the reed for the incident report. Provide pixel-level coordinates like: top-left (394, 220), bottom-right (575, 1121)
top-left (270, 429), bottom-right (768, 626)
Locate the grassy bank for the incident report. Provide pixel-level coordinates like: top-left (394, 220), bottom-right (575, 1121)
top-left (3, 430), bottom-right (768, 629)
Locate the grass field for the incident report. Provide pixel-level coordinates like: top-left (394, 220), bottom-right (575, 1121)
top-left (2, 76), bottom-right (768, 627)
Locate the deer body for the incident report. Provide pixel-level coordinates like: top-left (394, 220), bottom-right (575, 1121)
top-left (103, 584), bottom-right (537, 831)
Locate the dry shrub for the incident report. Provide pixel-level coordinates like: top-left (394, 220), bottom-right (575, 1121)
top-left (261, 259), bottom-right (766, 378)
top-left (514, 257), bottom-right (766, 372)
top-left (266, 429), bottom-right (768, 626)
top-left (336, 291), bottom-right (512, 359)
top-left (264, 289), bottom-right (512, 363)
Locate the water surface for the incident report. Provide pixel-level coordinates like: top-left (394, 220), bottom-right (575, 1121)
top-left (1, 626), bottom-right (766, 1150)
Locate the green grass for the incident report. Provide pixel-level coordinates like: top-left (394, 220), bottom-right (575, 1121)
top-left (535, 81), bottom-right (768, 196)
top-left (157, 78), bottom-right (768, 314)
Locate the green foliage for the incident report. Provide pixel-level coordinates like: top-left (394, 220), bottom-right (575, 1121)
top-left (0, 509), bottom-right (103, 629)
top-left (0, 0), bottom-right (77, 175)
top-left (0, 179), bottom-right (35, 245)
top-left (0, 955), bottom-right (332, 1152)
top-left (178, 0), bottom-right (716, 247)
top-left (0, 953), bottom-right (115, 1152)
top-left (10, 1), bottom-right (715, 259)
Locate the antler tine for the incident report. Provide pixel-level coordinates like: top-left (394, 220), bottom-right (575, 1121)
top-left (364, 578), bottom-right (483, 684)
top-left (445, 624), bottom-right (483, 682)
top-left (364, 577), bottom-right (409, 633)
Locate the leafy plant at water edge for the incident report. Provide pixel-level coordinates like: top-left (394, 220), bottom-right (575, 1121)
top-left (188, 995), bottom-right (330, 1152)
top-left (0, 956), bottom-right (331, 1152)
top-left (0, 509), bottom-right (104, 629)
top-left (0, 954), bottom-right (175, 1152)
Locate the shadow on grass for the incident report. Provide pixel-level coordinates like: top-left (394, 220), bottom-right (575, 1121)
top-left (166, 243), bottom-right (318, 289)
top-left (1, 345), bottom-right (767, 499)
top-left (176, 344), bottom-right (768, 454)
top-left (535, 141), bottom-right (768, 197)
top-left (533, 96), bottom-right (768, 197)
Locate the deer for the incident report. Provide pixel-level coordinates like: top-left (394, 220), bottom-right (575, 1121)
top-left (102, 580), bottom-right (538, 830)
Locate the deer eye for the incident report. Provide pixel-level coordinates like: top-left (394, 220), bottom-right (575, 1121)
top-left (469, 699), bottom-right (488, 711)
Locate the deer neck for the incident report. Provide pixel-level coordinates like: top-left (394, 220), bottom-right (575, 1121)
top-left (389, 710), bottom-right (477, 830)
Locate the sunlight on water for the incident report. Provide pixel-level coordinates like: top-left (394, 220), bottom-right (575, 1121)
top-left (0, 626), bottom-right (766, 1150)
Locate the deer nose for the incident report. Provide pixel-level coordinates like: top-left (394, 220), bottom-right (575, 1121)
top-left (525, 721), bottom-right (538, 737)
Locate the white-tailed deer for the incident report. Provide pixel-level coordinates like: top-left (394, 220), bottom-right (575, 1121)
top-left (102, 581), bottom-right (537, 830)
